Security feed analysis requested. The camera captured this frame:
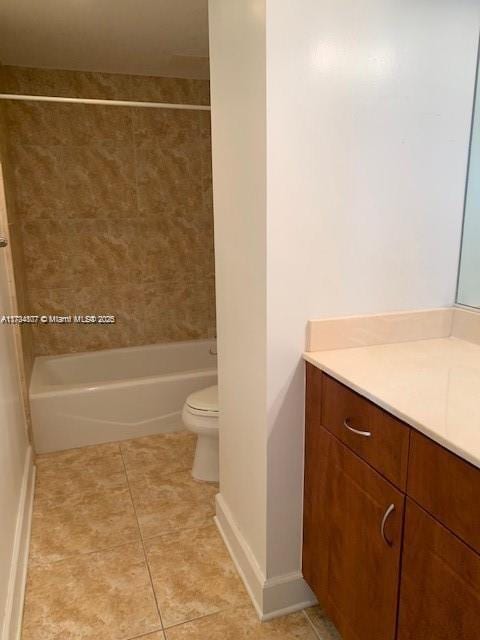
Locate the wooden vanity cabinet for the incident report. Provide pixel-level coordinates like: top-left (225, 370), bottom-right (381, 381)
top-left (303, 363), bottom-right (480, 640)
top-left (407, 430), bottom-right (480, 554)
top-left (397, 500), bottom-right (480, 640)
top-left (303, 365), bottom-right (405, 640)
top-left (304, 425), bottom-right (404, 640)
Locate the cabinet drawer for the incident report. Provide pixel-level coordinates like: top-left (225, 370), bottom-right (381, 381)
top-left (408, 431), bottom-right (480, 554)
top-left (322, 374), bottom-right (410, 489)
top-left (398, 499), bottom-right (480, 640)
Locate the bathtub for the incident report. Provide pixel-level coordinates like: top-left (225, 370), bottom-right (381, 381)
top-left (30, 339), bottom-right (217, 453)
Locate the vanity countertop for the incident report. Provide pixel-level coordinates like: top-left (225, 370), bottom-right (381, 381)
top-left (304, 336), bottom-right (480, 469)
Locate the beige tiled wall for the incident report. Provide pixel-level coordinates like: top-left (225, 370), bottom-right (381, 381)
top-left (0, 103), bottom-right (34, 379)
top-left (0, 66), bottom-right (215, 355)
top-left (0, 65), bottom-right (210, 104)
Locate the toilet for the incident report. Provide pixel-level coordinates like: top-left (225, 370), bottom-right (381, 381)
top-left (182, 385), bottom-right (219, 482)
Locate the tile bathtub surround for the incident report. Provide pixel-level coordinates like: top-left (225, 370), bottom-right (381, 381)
top-left (0, 65), bottom-right (210, 105)
top-left (0, 103), bottom-right (34, 390)
top-left (0, 66), bottom-right (215, 356)
top-left (22, 431), bottom-right (338, 640)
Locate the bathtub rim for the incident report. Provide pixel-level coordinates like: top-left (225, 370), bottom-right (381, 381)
top-left (30, 366), bottom-right (218, 399)
top-left (30, 338), bottom-right (217, 398)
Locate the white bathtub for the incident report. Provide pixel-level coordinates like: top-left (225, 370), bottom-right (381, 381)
top-left (30, 339), bottom-right (217, 453)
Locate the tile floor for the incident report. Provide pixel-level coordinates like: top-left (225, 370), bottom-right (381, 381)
top-left (21, 430), bottom-right (340, 639)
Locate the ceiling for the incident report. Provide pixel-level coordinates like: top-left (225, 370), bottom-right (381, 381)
top-left (0, 0), bottom-right (210, 79)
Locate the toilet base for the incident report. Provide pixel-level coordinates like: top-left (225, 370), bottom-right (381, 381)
top-left (192, 434), bottom-right (219, 482)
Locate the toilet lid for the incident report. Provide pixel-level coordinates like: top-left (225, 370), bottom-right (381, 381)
top-left (186, 385), bottom-right (219, 413)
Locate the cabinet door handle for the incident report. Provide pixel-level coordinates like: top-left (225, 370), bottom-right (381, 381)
top-left (0, 237), bottom-right (7, 248)
top-left (381, 503), bottom-right (395, 546)
top-left (343, 418), bottom-right (371, 438)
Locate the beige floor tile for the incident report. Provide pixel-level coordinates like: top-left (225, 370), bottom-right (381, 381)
top-left (145, 524), bottom-right (248, 627)
top-left (35, 465), bottom-right (128, 502)
top-left (120, 431), bottom-right (196, 474)
top-left (21, 542), bottom-right (161, 640)
top-left (128, 469), bottom-right (217, 539)
top-left (131, 633), bottom-right (165, 639)
top-left (35, 443), bottom-right (127, 501)
top-left (30, 485), bottom-right (140, 564)
top-left (304, 606), bottom-right (341, 639)
top-left (165, 606), bottom-right (318, 640)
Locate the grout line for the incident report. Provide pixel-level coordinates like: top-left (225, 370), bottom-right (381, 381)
top-left (30, 459), bottom-right (141, 567)
top-left (303, 606), bottom-right (341, 640)
top-left (120, 445), bottom-right (166, 631)
top-left (28, 538), bottom-right (145, 569)
top-left (128, 104), bottom-right (148, 345)
top-left (161, 605), bottom-right (243, 632)
top-left (36, 440), bottom-right (122, 460)
top-left (140, 519), bottom-right (216, 545)
top-left (125, 628), bottom-right (166, 640)
top-left (303, 608), bottom-right (323, 640)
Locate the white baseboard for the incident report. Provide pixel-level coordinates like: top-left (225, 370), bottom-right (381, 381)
top-left (214, 493), bottom-right (316, 621)
top-left (214, 494), bottom-right (264, 617)
top-left (1, 446), bottom-right (35, 640)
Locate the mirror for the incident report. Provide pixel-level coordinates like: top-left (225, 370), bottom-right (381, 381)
top-left (457, 43), bottom-right (480, 308)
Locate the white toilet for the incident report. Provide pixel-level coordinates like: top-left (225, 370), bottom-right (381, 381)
top-left (182, 385), bottom-right (219, 482)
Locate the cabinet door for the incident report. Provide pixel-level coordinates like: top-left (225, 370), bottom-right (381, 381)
top-left (398, 499), bottom-right (480, 640)
top-left (303, 423), bottom-right (404, 640)
top-left (408, 431), bottom-right (480, 554)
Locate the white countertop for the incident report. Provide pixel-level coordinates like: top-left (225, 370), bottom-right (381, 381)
top-left (304, 337), bottom-right (480, 469)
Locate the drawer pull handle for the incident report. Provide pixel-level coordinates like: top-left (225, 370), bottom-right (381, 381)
top-left (343, 418), bottom-right (371, 438)
top-left (381, 503), bottom-right (395, 546)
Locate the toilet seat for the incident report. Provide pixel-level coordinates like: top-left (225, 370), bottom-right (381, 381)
top-left (182, 384), bottom-right (219, 481)
top-left (186, 385), bottom-right (218, 418)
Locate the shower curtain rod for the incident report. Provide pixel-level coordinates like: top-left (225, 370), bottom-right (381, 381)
top-left (0, 93), bottom-right (211, 111)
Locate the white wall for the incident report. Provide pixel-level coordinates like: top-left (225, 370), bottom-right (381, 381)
top-left (210, 0), bottom-right (480, 614)
top-left (265, 0), bottom-right (480, 579)
top-left (0, 161), bottom-right (31, 638)
top-left (209, 0), bottom-right (268, 573)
